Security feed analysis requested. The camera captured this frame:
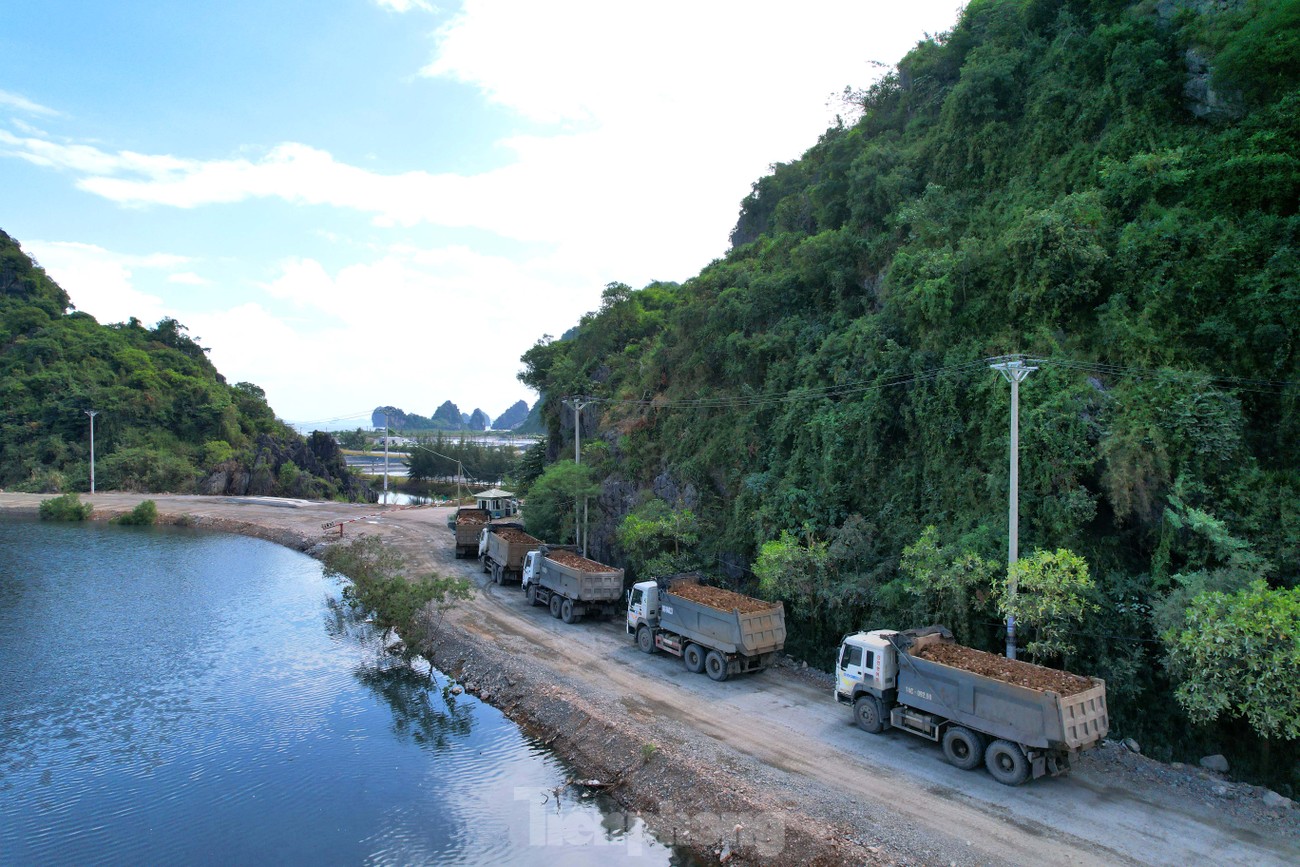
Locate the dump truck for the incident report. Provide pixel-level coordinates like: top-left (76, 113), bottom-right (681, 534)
top-left (521, 545), bottom-right (624, 624)
top-left (452, 507), bottom-right (490, 559)
top-left (834, 626), bottom-right (1108, 785)
top-left (479, 523), bottom-right (539, 585)
top-left (627, 573), bottom-right (786, 682)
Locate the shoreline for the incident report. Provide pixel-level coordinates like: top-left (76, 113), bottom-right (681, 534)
top-left (0, 492), bottom-right (872, 866)
top-left (8, 492), bottom-right (1296, 867)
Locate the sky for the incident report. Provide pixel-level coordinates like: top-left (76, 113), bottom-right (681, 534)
top-left (0, 0), bottom-right (964, 431)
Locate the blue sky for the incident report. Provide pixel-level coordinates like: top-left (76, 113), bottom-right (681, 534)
top-left (1, 0), bottom-right (963, 429)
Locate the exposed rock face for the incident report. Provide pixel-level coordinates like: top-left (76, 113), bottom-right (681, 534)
top-left (432, 400), bottom-right (463, 428)
top-left (198, 432), bottom-right (374, 501)
top-left (1183, 46), bottom-right (1243, 120)
top-left (492, 400), bottom-right (530, 430)
top-left (652, 471), bottom-right (699, 511)
top-left (371, 406), bottom-right (407, 429)
top-left (468, 408), bottom-right (490, 431)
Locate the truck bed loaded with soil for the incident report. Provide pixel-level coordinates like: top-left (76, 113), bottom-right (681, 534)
top-left (836, 626), bottom-right (1108, 784)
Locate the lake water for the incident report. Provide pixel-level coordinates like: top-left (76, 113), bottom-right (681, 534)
top-left (0, 518), bottom-right (675, 865)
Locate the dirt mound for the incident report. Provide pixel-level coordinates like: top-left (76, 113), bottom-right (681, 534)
top-left (456, 510), bottom-right (490, 525)
top-left (548, 549), bottom-right (618, 573)
top-left (670, 581), bottom-right (775, 614)
top-left (914, 642), bottom-right (1094, 696)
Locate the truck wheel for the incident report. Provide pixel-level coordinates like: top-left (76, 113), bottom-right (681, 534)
top-left (481, 557), bottom-right (490, 574)
top-left (854, 695), bottom-right (886, 734)
top-left (636, 625), bottom-right (656, 654)
top-left (683, 644), bottom-right (705, 673)
top-left (549, 595), bottom-right (563, 619)
top-left (560, 599), bottom-right (580, 624)
top-left (984, 739), bottom-right (1030, 786)
top-left (942, 726), bottom-right (986, 771)
top-left (704, 650), bottom-right (730, 682)
top-left (525, 584), bottom-right (538, 606)
top-left (492, 563), bottom-right (503, 585)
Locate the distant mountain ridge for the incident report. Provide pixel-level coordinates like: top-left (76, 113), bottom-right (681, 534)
top-left (372, 399), bottom-right (535, 432)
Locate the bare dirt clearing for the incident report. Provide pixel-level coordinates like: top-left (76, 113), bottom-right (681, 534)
top-left (4, 492), bottom-right (1297, 866)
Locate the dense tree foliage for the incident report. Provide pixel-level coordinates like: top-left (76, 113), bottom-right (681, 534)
top-left (0, 230), bottom-right (372, 500)
top-left (404, 432), bottom-right (518, 484)
top-left (518, 0), bottom-right (1300, 785)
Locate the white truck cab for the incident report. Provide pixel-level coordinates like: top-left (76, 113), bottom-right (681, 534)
top-left (626, 580), bottom-right (661, 634)
top-left (520, 550), bottom-right (541, 590)
top-left (478, 527), bottom-right (490, 559)
top-left (836, 630), bottom-right (899, 700)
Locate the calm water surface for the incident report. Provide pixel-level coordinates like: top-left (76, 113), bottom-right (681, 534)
top-left (0, 518), bottom-right (674, 865)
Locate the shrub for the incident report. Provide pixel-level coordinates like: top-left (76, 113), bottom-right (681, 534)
top-left (113, 499), bottom-right (158, 526)
top-left (38, 492), bottom-right (93, 521)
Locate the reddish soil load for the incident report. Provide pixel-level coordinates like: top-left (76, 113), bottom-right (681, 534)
top-left (669, 581), bottom-right (775, 614)
top-left (495, 528), bottom-right (538, 544)
top-left (457, 510), bottom-right (490, 525)
top-left (915, 642), bottom-right (1094, 697)
top-left (547, 549), bottom-right (617, 572)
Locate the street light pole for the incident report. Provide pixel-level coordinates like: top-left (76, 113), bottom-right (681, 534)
top-left (989, 355), bottom-right (1037, 660)
top-left (85, 410), bottom-right (99, 494)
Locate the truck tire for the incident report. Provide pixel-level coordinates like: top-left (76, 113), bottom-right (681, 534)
top-left (549, 595), bottom-right (563, 619)
top-left (492, 563), bottom-right (503, 585)
top-left (984, 739), bottom-right (1030, 786)
top-left (854, 695), bottom-right (886, 734)
top-left (942, 726), bottom-right (985, 771)
top-left (560, 598), bottom-right (580, 624)
top-left (482, 557), bottom-right (491, 574)
top-left (683, 643), bottom-right (706, 674)
top-left (636, 625), bottom-right (656, 654)
top-left (704, 650), bottom-right (730, 682)
top-left (525, 584), bottom-right (538, 606)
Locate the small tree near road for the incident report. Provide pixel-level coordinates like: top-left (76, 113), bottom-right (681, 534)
top-left (321, 535), bottom-right (473, 651)
top-left (993, 548), bottom-right (1096, 662)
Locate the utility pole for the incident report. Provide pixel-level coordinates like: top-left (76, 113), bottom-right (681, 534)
top-left (989, 355), bottom-right (1037, 660)
top-left (383, 409), bottom-right (390, 503)
top-left (85, 410), bottom-right (99, 494)
top-left (563, 397), bottom-right (593, 554)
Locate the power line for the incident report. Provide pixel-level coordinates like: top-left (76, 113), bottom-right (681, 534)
top-left (563, 354), bottom-right (1298, 414)
top-left (585, 359), bottom-right (989, 410)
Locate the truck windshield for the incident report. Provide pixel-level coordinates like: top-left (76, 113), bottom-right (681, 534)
top-left (630, 588), bottom-right (643, 606)
top-left (840, 645), bottom-right (863, 670)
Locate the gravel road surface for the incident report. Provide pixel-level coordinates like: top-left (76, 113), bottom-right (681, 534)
top-left (4, 492), bottom-right (1296, 866)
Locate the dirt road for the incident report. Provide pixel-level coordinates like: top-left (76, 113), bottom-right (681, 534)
top-left (5, 493), bottom-right (1297, 865)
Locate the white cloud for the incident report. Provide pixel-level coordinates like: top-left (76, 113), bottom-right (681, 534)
top-left (24, 240), bottom-right (190, 325)
top-left (6, 2), bottom-right (969, 422)
top-left (0, 1), bottom-right (964, 291)
top-left (0, 89), bottom-right (60, 117)
top-left (373, 0), bottom-right (433, 11)
top-left (203, 250), bottom-right (552, 421)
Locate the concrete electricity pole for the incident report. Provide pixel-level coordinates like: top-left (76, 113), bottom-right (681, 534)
top-left (989, 355), bottom-right (1037, 660)
top-left (563, 397), bottom-right (593, 554)
top-left (85, 410), bottom-right (99, 494)
top-left (383, 409), bottom-right (390, 502)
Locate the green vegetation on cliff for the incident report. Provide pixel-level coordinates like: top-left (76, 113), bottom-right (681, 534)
top-left (520, 0), bottom-right (1300, 784)
top-left (0, 229), bottom-right (371, 500)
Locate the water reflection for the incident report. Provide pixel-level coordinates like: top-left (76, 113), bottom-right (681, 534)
top-left (0, 519), bottom-right (676, 866)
